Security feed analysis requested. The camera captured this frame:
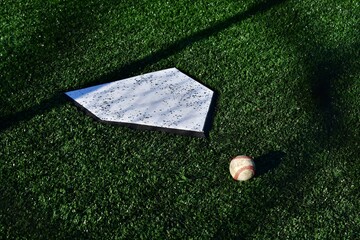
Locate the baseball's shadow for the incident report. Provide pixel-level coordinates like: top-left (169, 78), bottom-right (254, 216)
top-left (254, 151), bottom-right (286, 177)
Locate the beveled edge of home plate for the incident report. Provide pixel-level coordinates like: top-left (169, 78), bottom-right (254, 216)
top-left (65, 68), bottom-right (215, 137)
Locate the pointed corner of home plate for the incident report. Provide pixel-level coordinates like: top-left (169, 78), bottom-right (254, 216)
top-left (65, 68), bottom-right (216, 137)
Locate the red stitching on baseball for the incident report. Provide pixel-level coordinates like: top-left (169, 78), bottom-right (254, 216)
top-left (234, 165), bottom-right (255, 180)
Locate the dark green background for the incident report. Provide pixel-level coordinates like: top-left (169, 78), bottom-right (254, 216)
top-left (1, 0), bottom-right (359, 239)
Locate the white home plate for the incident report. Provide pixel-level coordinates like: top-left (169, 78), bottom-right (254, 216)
top-left (65, 68), bottom-right (215, 137)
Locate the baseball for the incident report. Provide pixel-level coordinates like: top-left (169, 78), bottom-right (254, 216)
top-left (229, 155), bottom-right (255, 181)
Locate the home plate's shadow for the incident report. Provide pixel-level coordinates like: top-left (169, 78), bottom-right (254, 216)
top-left (254, 151), bottom-right (286, 176)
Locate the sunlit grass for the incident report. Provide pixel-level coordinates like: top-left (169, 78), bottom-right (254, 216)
top-left (1, 0), bottom-right (359, 238)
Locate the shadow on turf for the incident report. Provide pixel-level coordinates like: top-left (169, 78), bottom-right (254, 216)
top-left (274, 7), bottom-right (360, 146)
top-left (254, 151), bottom-right (285, 177)
top-left (214, 6), bottom-right (359, 240)
top-left (309, 52), bottom-right (358, 145)
top-left (92, 0), bottom-right (289, 84)
top-left (0, 2), bottom-right (107, 131)
top-left (1, 0), bottom-right (288, 132)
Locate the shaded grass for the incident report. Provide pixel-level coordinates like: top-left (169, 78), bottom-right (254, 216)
top-left (1, 0), bottom-right (359, 239)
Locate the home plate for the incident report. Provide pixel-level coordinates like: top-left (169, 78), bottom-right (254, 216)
top-left (65, 68), bottom-right (215, 137)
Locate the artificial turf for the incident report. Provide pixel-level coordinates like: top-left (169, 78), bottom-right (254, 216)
top-left (1, 0), bottom-right (359, 239)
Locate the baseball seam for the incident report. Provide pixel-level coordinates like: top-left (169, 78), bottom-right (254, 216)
top-left (234, 165), bottom-right (255, 180)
